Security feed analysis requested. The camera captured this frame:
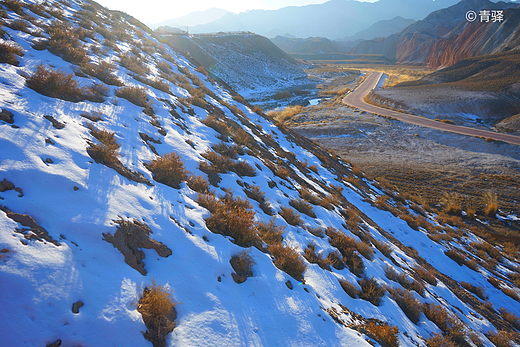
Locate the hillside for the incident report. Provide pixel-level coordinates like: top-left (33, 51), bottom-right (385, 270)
top-left (351, 0), bottom-right (520, 65)
top-left (271, 36), bottom-right (342, 55)
top-left (1, 1), bottom-right (520, 347)
top-left (149, 8), bottom-right (231, 30)
top-left (162, 33), bottom-right (309, 97)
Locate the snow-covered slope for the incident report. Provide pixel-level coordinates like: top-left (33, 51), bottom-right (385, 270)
top-left (0, 1), bottom-right (519, 347)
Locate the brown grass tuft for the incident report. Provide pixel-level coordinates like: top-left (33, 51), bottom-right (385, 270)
top-left (460, 281), bottom-right (487, 300)
top-left (413, 266), bottom-right (437, 286)
top-left (268, 243), bottom-right (307, 282)
top-left (256, 219), bottom-right (285, 246)
top-left (303, 243), bottom-right (331, 270)
top-left (230, 250), bottom-right (255, 283)
top-left (147, 152), bottom-right (188, 189)
top-left (204, 191), bottom-right (257, 247)
top-left (137, 279), bottom-right (177, 347)
top-left (423, 303), bottom-right (466, 344)
top-left (0, 41), bottom-right (23, 65)
top-left (387, 287), bottom-right (422, 324)
top-left (365, 322), bottom-right (399, 347)
top-left (279, 206), bottom-right (303, 226)
top-left (487, 330), bottom-right (514, 347)
top-left (339, 278), bottom-right (359, 298)
top-left (326, 251), bottom-right (345, 270)
top-left (116, 86), bottom-right (152, 110)
top-left (483, 191), bottom-right (499, 216)
top-left (244, 184), bottom-right (273, 215)
top-left (425, 333), bottom-right (457, 347)
top-left (289, 198), bottom-right (316, 218)
top-left (358, 277), bottom-right (385, 306)
top-left (186, 175), bottom-right (210, 194)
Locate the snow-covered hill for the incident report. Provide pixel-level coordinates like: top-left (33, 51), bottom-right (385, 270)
top-left (0, 1), bottom-right (519, 347)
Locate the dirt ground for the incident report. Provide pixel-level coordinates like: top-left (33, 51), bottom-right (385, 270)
top-left (288, 100), bottom-right (520, 216)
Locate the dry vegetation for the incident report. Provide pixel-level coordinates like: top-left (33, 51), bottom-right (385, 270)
top-left (137, 280), bottom-right (177, 347)
top-left (147, 152), bottom-right (188, 189)
top-left (268, 243), bottom-right (307, 282)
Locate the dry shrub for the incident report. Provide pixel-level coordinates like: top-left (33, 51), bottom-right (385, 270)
top-left (375, 195), bottom-right (389, 208)
top-left (147, 152), bottom-right (187, 189)
top-left (303, 243), bottom-right (331, 270)
top-left (233, 160), bottom-right (256, 177)
top-left (204, 191), bottom-right (257, 247)
top-left (423, 303), bottom-right (466, 344)
top-left (88, 124), bottom-right (119, 149)
top-left (413, 266), bottom-right (437, 285)
top-left (244, 184), bottom-right (272, 215)
top-left (440, 193), bottom-right (462, 215)
top-left (0, 41), bottom-right (23, 65)
top-left (355, 241), bottom-right (375, 260)
top-left (119, 52), bottom-right (149, 76)
top-left (445, 249), bottom-right (466, 266)
top-left (488, 276), bottom-right (501, 289)
top-left (82, 60), bottom-right (123, 86)
top-left (256, 219), bottom-right (285, 246)
top-left (425, 333), bottom-right (457, 347)
top-left (185, 175), bottom-right (209, 194)
top-left (3, 0), bottom-right (24, 15)
top-left (460, 281), bottom-right (487, 300)
top-left (202, 151), bottom-right (234, 173)
top-left (387, 287), bottom-right (422, 324)
top-left (212, 142), bottom-right (242, 159)
top-left (319, 193), bottom-right (340, 210)
top-left (499, 307), bottom-right (520, 330)
top-left (116, 86), bottom-right (152, 110)
top-left (487, 330), bottom-right (513, 347)
top-left (308, 164), bottom-right (318, 173)
top-left (358, 277), bottom-right (385, 306)
top-left (201, 114), bottom-right (231, 138)
top-left (326, 251), bottom-right (345, 270)
top-left (268, 105), bottom-right (303, 123)
top-left (339, 278), bottom-right (359, 298)
top-left (289, 198), bottom-right (316, 218)
top-left (502, 287), bottom-right (520, 301)
top-left (483, 191), bottom-right (498, 216)
top-left (268, 243), bottom-right (307, 282)
top-left (279, 206), bottom-right (303, 226)
top-left (86, 125), bottom-right (119, 165)
top-left (365, 322), bottom-right (399, 347)
top-left (385, 266), bottom-right (424, 295)
top-left (230, 250), bottom-right (255, 283)
top-left (26, 63), bottom-right (92, 102)
top-left (372, 238), bottom-right (392, 258)
top-left (300, 189), bottom-right (320, 205)
top-left (470, 241), bottom-right (502, 261)
top-left (137, 279), bottom-right (177, 347)
top-left (326, 227), bottom-right (367, 275)
top-left (47, 21), bottom-right (88, 64)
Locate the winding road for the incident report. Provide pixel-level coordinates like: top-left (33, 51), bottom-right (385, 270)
top-left (342, 72), bottom-right (520, 146)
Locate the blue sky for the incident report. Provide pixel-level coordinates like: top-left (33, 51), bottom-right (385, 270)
top-left (95, 0), bottom-right (377, 24)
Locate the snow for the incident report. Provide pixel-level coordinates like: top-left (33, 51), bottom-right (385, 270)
top-left (0, 1), bottom-right (519, 346)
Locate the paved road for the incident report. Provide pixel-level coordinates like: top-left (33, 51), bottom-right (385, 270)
top-left (342, 72), bottom-right (520, 146)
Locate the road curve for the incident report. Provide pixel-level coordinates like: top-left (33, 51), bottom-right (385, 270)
top-left (342, 72), bottom-right (520, 146)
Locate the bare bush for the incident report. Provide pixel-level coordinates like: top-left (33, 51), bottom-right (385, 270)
top-left (147, 152), bottom-right (188, 189)
top-left (268, 243), bottom-right (307, 282)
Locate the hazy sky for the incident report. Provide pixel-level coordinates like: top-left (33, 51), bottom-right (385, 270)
top-left (95, 0), bottom-right (377, 24)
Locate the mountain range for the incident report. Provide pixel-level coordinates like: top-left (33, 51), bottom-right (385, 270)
top-left (184, 0), bottom-right (461, 39)
top-left (351, 0), bottom-right (520, 65)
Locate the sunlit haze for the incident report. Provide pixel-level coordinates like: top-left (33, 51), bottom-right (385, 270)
top-left (94, 0), bottom-right (377, 24)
